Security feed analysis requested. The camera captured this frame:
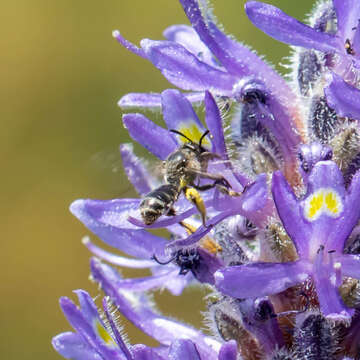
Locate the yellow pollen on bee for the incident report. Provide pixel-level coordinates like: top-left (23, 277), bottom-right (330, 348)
top-left (178, 123), bottom-right (210, 145)
top-left (95, 321), bottom-right (115, 346)
top-left (304, 188), bottom-right (343, 221)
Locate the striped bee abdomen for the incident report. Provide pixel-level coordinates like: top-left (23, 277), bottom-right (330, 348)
top-left (140, 184), bottom-right (179, 225)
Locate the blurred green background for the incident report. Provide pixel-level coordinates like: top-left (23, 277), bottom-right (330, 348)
top-left (1, 0), bottom-right (314, 358)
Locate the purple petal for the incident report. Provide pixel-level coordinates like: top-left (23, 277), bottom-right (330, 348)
top-left (161, 89), bottom-right (207, 144)
top-left (235, 298), bottom-right (284, 352)
top-left (179, 0), bottom-right (245, 75)
top-left (218, 341), bottom-right (237, 360)
top-left (192, 248), bottom-right (224, 285)
top-left (59, 295), bottom-right (123, 360)
top-left (168, 339), bottom-right (201, 360)
top-left (122, 113), bottom-right (177, 160)
top-left (83, 237), bottom-right (155, 268)
top-left (245, 1), bottom-right (340, 53)
top-left (331, 169), bottom-right (360, 251)
top-left (90, 259), bottom-right (221, 356)
top-left (325, 72), bottom-right (360, 120)
top-left (303, 162), bottom-right (347, 252)
top-left (214, 173), bottom-right (271, 226)
top-left (74, 290), bottom-right (100, 325)
top-left (234, 79), bottom-right (301, 168)
top-left (338, 254), bottom-right (360, 279)
top-left (313, 248), bottom-right (354, 320)
top-left (215, 260), bottom-right (311, 299)
top-left (333, 0), bottom-right (360, 42)
top-left (204, 91), bottom-right (227, 157)
top-left (272, 171), bottom-right (311, 256)
top-left (119, 144), bottom-right (154, 195)
top-left (167, 209), bottom-right (237, 249)
top-left (140, 39), bottom-right (236, 94)
top-left (163, 24), bottom-right (216, 67)
top-left (119, 93), bottom-right (162, 108)
top-left (52, 332), bottom-right (102, 360)
top-left (353, 25), bottom-right (360, 56)
top-left (105, 268), bottom-right (186, 295)
top-left (70, 199), bottom-right (166, 258)
top-left (132, 345), bottom-right (165, 360)
top-left (119, 92), bottom-right (204, 109)
top-left (181, 0), bottom-right (300, 107)
top-left (151, 265), bottom-right (192, 295)
top-left (112, 30), bottom-right (146, 59)
top-left (304, 161), bottom-right (345, 195)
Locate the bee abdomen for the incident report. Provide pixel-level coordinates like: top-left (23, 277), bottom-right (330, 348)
top-left (140, 184), bottom-right (179, 225)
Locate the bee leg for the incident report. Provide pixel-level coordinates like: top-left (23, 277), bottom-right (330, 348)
top-left (216, 184), bottom-right (242, 197)
top-left (187, 169), bottom-right (232, 189)
top-left (199, 151), bottom-right (222, 161)
top-left (166, 207), bottom-right (176, 217)
top-left (183, 187), bottom-right (207, 227)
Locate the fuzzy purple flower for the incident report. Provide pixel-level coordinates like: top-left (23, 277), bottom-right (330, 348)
top-left (54, 1), bottom-right (360, 359)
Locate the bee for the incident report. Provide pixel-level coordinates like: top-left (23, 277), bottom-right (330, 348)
top-left (140, 129), bottom-right (234, 226)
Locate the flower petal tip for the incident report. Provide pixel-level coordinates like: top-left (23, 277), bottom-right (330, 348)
top-left (69, 199), bottom-right (85, 217)
top-left (112, 30), bottom-right (120, 38)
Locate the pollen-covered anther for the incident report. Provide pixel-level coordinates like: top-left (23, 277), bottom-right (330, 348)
top-left (94, 320), bottom-right (116, 346)
top-left (304, 188), bottom-right (343, 221)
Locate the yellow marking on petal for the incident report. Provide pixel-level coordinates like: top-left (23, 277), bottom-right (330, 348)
top-left (178, 123), bottom-right (210, 145)
top-left (325, 191), bottom-right (339, 215)
top-left (95, 321), bottom-right (115, 346)
top-left (307, 191), bottom-right (324, 219)
top-left (304, 188), bottom-right (343, 221)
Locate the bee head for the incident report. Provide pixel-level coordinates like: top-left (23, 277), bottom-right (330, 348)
top-left (170, 129), bottom-right (209, 154)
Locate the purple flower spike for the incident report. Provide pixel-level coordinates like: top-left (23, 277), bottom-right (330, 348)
top-left (245, 1), bottom-right (340, 53)
top-left (56, 1), bottom-right (360, 358)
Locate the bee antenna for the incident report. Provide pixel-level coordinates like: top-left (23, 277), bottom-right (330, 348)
top-left (151, 254), bottom-right (176, 265)
top-left (199, 130), bottom-right (210, 146)
top-left (170, 129), bottom-right (193, 143)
